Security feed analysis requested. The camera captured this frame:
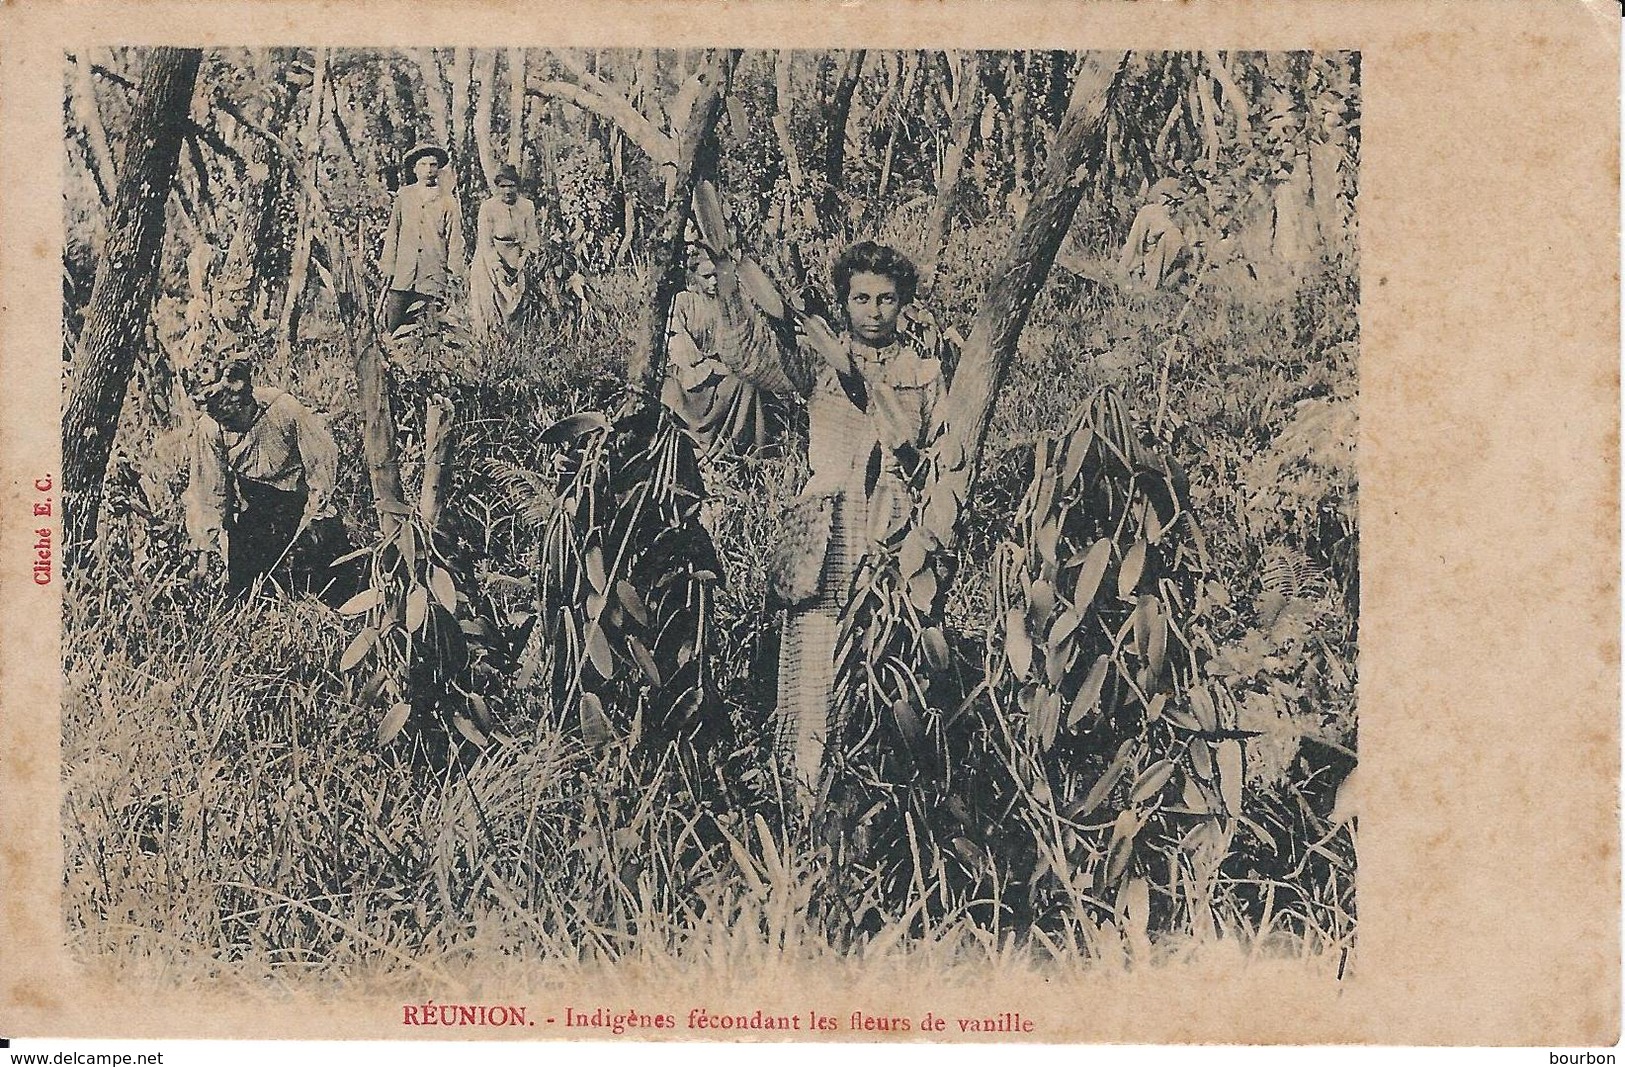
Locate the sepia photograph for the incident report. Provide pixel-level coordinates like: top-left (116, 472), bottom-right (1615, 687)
top-left (56, 42), bottom-right (1359, 1000)
top-left (1, 0), bottom-right (1616, 1050)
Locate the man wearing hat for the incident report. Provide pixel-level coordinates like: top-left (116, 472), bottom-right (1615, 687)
top-left (184, 358), bottom-right (355, 600)
top-left (379, 143), bottom-right (468, 333)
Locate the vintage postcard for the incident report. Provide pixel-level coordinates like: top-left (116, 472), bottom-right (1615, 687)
top-left (0, 0), bottom-right (1617, 1050)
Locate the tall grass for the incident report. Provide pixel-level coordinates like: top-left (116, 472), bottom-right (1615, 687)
top-left (64, 217), bottom-right (1356, 988)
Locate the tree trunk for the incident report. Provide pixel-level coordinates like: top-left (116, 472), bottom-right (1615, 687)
top-left (1204, 51), bottom-right (1252, 137)
top-left (878, 51), bottom-right (920, 200)
top-left (632, 49), bottom-right (738, 398)
top-left (1272, 151), bottom-right (1314, 270)
top-left (412, 48), bottom-right (452, 149)
top-left (1193, 69), bottom-right (1221, 166)
top-left (921, 51), bottom-right (982, 288)
top-left (473, 49), bottom-right (500, 189)
top-left (326, 75), bottom-right (364, 181)
top-left (1309, 119), bottom-right (1350, 256)
top-left (380, 64), bottom-right (412, 183)
top-left (1153, 98), bottom-right (1182, 159)
top-left (932, 51), bottom-right (957, 114)
top-left (278, 48), bottom-right (326, 358)
top-left (821, 49), bottom-right (866, 213)
top-left (450, 47), bottom-right (474, 160)
top-left (70, 53), bottom-right (117, 207)
top-left (925, 51), bottom-right (1125, 548)
top-left (63, 47), bottom-right (202, 557)
top-left (1042, 51), bottom-right (1074, 128)
top-left (1009, 52), bottom-right (1033, 208)
top-left (771, 50), bottom-right (819, 230)
top-left (636, 51), bottom-right (665, 129)
top-left (507, 48), bottom-right (526, 168)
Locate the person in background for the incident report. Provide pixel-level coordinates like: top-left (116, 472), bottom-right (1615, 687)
top-left (184, 358), bottom-right (356, 602)
top-left (468, 163), bottom-right (541, 338)
top-left (661, 246), bottom-right (786, 458)
top-left (379, 143), bottom-right (467, 334)
top-left (1118, 176), bottom-right (1188, 291)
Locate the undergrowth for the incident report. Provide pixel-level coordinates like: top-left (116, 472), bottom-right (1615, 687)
top-left (64, 216), bottom-right (1357, 985)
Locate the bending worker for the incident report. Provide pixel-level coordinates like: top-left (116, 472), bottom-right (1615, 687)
top-left (184, 358), bottom-right (351, 600)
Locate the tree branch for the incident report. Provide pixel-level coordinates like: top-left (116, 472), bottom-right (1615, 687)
top-left (85, 60), bottom-right (137, 93)
top-left (1204, 51), bottom-right (1252, 137)
top-left (526, 80), bottom-right (676, 165)
top-left (73, 55), bottom-right (246, 174)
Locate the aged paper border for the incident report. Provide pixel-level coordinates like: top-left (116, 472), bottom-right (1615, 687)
top-left (1, 0), bottom-right (1618, 1047)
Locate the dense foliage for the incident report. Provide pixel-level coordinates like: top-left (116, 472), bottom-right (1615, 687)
top-left (63, 47), bottom-right (1358, 980)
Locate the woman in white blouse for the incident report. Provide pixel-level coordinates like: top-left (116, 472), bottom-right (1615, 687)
top-left (469, 164), bottom-right (541, 338)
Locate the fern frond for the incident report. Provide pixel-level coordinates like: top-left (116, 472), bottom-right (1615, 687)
top-left (482, 457), bottom-right (558, 527)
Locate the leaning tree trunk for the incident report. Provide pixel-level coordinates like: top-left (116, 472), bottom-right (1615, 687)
top-left (630, 48), bottom-right (738, 398)
top-left (277, 47), bottom-right (326, 358)
top-left (63, 47), bottom-right (202, 559)
top-left (924, 51), bottom-right (1125, 544)
top-left (921, 50), bottom-right (982, 289)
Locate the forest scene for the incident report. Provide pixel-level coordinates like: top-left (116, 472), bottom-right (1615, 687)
top-left (60, 46), bottom-right (1359, 990)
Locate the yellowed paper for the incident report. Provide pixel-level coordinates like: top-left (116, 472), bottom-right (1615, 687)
top-left (1, 0), bottom-right (1617, 1048)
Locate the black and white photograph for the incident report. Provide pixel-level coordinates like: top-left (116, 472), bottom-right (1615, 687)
top-left (0, 1), bottom-right (1615, 1050)
top-left (55, 42), bottom-right (1360, 1000)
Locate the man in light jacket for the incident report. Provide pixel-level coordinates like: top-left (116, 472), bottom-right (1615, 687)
top-left (380, 143), bottom-right (467, 333)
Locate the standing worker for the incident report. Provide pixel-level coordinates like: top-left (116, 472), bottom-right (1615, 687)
top-left (661, 247), bottom-right (786, 458)
top-left (379, 143), bottom-right (467, 334)
top-left (468, 163), bottom-right (541, 338)
top-left (693, 182), bottom-right (950, 803)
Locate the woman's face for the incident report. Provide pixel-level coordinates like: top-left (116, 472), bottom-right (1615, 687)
top-left (844, 270), bottom-right (904, 348)
top-left (690, 257), bottom-right (718, 297)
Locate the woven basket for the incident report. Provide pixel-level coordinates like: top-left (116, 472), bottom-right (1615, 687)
top-left (766, 491), bottom-right (837, 609)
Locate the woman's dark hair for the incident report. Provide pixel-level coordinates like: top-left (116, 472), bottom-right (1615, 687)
top-left (833, 241), bottom-right (918, 306)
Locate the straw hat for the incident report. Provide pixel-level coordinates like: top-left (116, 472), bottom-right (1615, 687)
top-left (402, 143), bottom-right (450, 172)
